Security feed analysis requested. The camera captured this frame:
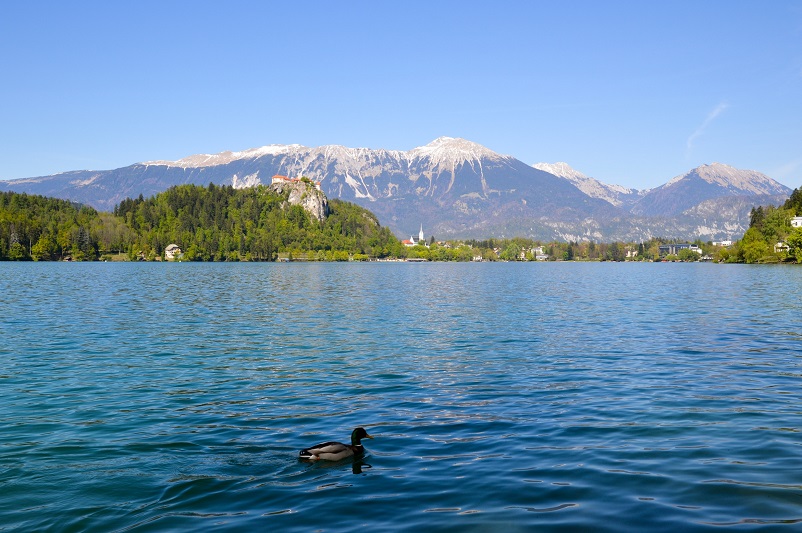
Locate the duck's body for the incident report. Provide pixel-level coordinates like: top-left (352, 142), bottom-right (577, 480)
top-left (299, 427), bottom-right (373, 461)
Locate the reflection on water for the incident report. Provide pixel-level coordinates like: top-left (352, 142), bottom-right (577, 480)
top-left (1, 262), bottom-right (801, 531)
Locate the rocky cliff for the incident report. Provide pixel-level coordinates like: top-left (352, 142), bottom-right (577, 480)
top-left (266, 180), bottom-right (329, 221)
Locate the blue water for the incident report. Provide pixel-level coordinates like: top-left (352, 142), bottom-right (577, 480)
top-left (2, 262), bottom-right (801, 531)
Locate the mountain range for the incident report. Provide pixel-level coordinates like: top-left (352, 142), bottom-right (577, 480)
top-left (0, 137), bottom-right (793, 242)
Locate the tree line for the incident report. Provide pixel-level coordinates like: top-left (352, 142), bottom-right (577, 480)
top-left (406, 236), bottom-right (724, 263)
top-left (0, 191), bottom-right (103, 261)
top-left (0, 185), bottom-right (400, 261)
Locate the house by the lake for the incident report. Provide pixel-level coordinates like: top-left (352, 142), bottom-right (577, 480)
top-left (775, 242), bottom-right (790, 254)
top-left (658, 243), bottom-right (702, 256)
top-left (165, 244), bottom-right (182, 261)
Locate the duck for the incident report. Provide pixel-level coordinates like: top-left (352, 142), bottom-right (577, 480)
top-left (299, 427), bottom-right (373, 461)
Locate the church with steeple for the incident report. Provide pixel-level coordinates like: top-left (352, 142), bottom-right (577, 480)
top-left (401, 224), bottom-right (428, 247)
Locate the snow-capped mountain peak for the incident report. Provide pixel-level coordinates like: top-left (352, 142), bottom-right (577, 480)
top-left (533, 161), bottom-right (642, 208)
top-left (631, 162), bottom-right (791, 217)
top-left (408, 137), bottom-right (508, 167)
top-left (533, 162), bottom-right (588, 181)
top-left (664, 162), bottom-right (785, 195)
top-left (144, 137), bottom-right (511, 171)
top-left (314, 144), bottom-right (405, 164)
top-left (144, 144), bottom-right (307, 168)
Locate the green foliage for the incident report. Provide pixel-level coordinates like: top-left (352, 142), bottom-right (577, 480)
top-left (736, 227), bottom-right (771, 263)
top-left (735, 198), bottom-right (800, 263)
top-left (1, 187), bottom-right (401, 262)
top-left (0, 191), bottom-right (100, 261)
top-left (786, 228), bottom-right (802, 263)
top-left (783, 187), bottom-right (802, 215)
top-left (7, 241), bottom-right (28, 261)
top-left (606, 242), bottom-right (625, 262)
top-left (749, 206), bottom-right (766, 228)
top-left (112, 185), bottom-right (400, 261)
top-left (31, 233), bottom-right (57, 261)
top-left (499, 242), bottom-right (521, 261)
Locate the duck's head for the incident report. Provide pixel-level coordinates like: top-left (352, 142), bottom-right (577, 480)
top-left (351, 427), bottom-right (373, 445)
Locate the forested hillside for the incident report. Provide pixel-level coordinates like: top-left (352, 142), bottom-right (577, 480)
top-left (0, 185), bottom-right (402, 261)
top-left (725, 187), bottom-right (802, 263)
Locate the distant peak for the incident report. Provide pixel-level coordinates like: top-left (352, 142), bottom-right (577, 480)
top-left (416, 136), bottom-right (484, 150)
top-left (429, 136), bottom-right (458, 145)
top-left (409, 137), bottom-right (506, 165)
top-left (144, 144), bottom-right (307, 168)
top-left (534, 161), bottom-right (640, 205)
top-left (533, 162), bottom-right (588, 180)
top-left (665, 162), bottom-right (789, 195)
top-left (699, 162), bottom-right (733, 171)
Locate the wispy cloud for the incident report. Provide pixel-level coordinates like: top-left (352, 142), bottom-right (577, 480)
top-left (686, 102), bottom-right (729, 152)
top-left (773, 158), bottom-right (802, 186)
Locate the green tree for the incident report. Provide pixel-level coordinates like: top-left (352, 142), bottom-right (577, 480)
top-left (738, 227), bottom-right (770, 263)
top-left (783, 187), bottom-right (802, 215)
top-left (75, 226), bottom-right (97, 260)
top-left (749, 206), bottom-right (766, 229)
top-left (608, 242), bottom-right (625, 262)
top-left (499, 242), bottom-right (521, 261)
top-left (31, 234), bottom-right (57, 261)
top-left (786, 227), bottom-right (802, 263)
top-left (7, 241), bottom-right (28, 260)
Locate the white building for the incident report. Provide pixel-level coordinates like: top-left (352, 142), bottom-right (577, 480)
top-left (165, 244), bottom-right (182, 260)
top-left (403, 224), bottom-right (427, 247)
top-left (791, 216), bottom-right (802, 228)
top-left (659, 243), bottom-right (702, 256)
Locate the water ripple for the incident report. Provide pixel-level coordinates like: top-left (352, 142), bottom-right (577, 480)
top-left (1, 262), bottom-right (801, 531)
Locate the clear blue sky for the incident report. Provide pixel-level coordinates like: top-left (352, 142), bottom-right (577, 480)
top-left (1, 0), bottom-right (801, 190)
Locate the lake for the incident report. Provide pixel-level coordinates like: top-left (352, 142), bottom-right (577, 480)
top-left (2, 262), bottom-right (801, 531)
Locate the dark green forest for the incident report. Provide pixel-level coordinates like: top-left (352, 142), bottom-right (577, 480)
top-left (0, 185), bottom-right (402, 261)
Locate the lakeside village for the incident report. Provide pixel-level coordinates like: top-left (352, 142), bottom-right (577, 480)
top-left (109, 215), bottom-right (802, 264)
top-left (262, 216), bottom-right (802, 263)
top-left (370, 215), bottom-right (802, 263)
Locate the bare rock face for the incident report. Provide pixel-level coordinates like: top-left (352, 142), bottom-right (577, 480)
top-left (269, 180), bottom-right (329, 221)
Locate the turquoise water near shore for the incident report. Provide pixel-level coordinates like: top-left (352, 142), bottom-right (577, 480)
top-left (2, 262), bottom-right (801, 531)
